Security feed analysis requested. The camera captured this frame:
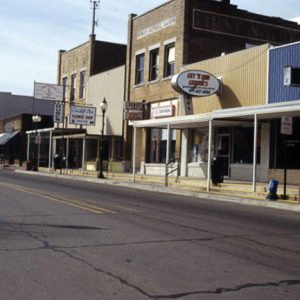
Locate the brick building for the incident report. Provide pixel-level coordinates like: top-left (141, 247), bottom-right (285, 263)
top-left (124, 0), bottom-right (300, 177)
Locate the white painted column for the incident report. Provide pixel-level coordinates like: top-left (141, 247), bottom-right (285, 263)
top-left (27, 133), bottom-right (30, 161)
top-left (252, 114), bottom-right (258, 192)
top-left (132, 126), bottom-right (137, 182)
top-left (207, 120), bottom-right (213, 191)
top-left (165, 124), bottom-right (171, 187)
top-left (82, 137), bottom-right (86, 173)
top-left (37, 132), bottom-right (41, 168)
top-left (180, 129), bottom-right (189, 177)
top-left (48, 130), bottom-right (52, 170)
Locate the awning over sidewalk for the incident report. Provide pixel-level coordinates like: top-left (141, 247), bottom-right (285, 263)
top-left (0, 131), bottom-right (19, 145)
top-left (131, 100), bottom-right (300, 129)
top-left (130, 100), bottom-right (300, 193)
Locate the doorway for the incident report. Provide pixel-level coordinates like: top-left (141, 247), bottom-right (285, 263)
top-left (216, 133), bottom-right (230, 177)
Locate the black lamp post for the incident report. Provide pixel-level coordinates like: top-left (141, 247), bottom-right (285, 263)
top-left (98, 97), bottom-right (108, 178)
top-left (32, 114), bottom-right (42, 171)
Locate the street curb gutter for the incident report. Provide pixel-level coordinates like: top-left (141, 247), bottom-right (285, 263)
top-left (15, 170), bottom-right (300, 213)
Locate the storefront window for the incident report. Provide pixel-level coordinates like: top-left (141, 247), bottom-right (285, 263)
top-left (147, 128), bottom-right (176, 163)
top-left (190, 129), bottom-right (208, 163)
top-left (232, 126), bottom-right (260, 164)
top-left (270, 118), bottom-right (300, 169)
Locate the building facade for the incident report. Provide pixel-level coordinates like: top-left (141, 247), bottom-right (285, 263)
top-left (53, 35), bottom-right (127, 171)
top-left (125, 0), bottom-right (300, 185)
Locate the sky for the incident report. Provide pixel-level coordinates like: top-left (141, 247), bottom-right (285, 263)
top-left (1, 0), bottom-right (300, 96)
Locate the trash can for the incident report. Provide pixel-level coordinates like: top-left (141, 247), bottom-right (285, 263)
top-left (266, 179), bottom-right (279, 201)
top-left (54, 154), bottom-right (61, 170)
top-left (211, 157), bottom-right (223, 186)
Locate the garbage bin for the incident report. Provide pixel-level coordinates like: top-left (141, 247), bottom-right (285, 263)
top-left (54, 154), bottom-right (61, 170)
top-left (266, 179), bottom-right (279, 200)
top-left (211, 157), bottom-right (223, 186)
top-left (61, 157), bottom-right (66, 169)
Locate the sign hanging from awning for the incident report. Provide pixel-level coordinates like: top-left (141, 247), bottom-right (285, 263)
top-left (171, 70), bottom-right (221, 97)
top-left (281, 116), bottom-right (293, 135)
top-left (34, 82), bottom-right (64, 101)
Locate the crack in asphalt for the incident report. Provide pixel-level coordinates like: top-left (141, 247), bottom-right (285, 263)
top-left (152, 279), bottom-right (300, 299)
top-left (3, 221), bottom-right (300, 299)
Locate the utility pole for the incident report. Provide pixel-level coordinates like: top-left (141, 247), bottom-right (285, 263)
top-left (90, 0), bottom-right (100, 35)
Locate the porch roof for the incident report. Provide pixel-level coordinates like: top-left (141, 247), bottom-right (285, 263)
top-left (132, 100), bottom-right (300, 129)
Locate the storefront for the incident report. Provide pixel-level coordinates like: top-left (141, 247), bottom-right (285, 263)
top-left (130, 43), bottom-right (300, 188)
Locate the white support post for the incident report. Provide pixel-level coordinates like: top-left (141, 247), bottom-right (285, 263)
top-left (48, 130), bottom-right (52, 170)
top-left (132, 126), bottom-right (137, 182)
top-left (37, 132), bottom-right (41, 168)
top-left (82, 137), bottom-right (86, 173)
top-left (207, 119), bottom-right (213, 191)
top-left (252, 114), bottom-right (258, 192)
top-left (165, 124), bottom-right (171, 187)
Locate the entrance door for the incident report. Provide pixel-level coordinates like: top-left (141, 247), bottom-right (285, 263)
top-left (216, 134), bottom-right (230, 177)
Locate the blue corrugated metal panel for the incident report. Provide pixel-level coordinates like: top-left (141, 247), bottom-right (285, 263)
top-left (269, 43), bottom-right (300, 104)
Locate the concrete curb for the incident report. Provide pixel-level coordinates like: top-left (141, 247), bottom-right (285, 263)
top-left (15, 170), bottom-right (300, 213)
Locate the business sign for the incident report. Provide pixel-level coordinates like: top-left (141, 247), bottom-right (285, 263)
top-left (54, 103), bottom-right (64, 124)
top-left (171, 70), bottom-right (220, 97)
top-left (124, 102), bottom-right (144, 121)
top-left (151, 105), bottom-right (175, 119)
top-left (34, 82), bottom-right (64, 101)
top-left (69, 106), bottom-right (96, 126)
top-left (124, 111), bottom-right (143, 121)
top-left (281, 116), bottom-right (293, 135)
top-left (137, 17), bottom-right (176, 40)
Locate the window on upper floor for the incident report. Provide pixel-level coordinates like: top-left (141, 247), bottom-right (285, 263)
top-left (70, 74), bottom-right (76, 102)
top-left (135, 53), bottom-right (145, 85)
top-left (164, 43), bottom-right (175, 78)
top-left (149, 48), bottom-right (159, 82)
top-left (62, 77), bottom-right (67, 102)
top-left (79, 70), bottom-right (86, 99)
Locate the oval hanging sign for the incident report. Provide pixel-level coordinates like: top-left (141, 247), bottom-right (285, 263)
top-left (171, 70), bottom-right (220, 97)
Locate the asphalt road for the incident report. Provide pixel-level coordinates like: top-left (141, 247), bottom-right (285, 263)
top-left (0, 169), bottom-right (300, 300)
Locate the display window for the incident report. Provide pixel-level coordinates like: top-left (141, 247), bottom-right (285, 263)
top-left (189, 129), bottom-right (208, 163)
top-left (147, 128), bottom-right (176, 163)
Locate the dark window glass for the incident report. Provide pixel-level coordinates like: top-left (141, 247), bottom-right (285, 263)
top-left (70, 74), bottom-right (76, 101)
top-left (135, 53), bottom-right (145, 84)
top-left (147, 128), bottom-right (176, 163)
top-left (149, 48), bottom-right (159, 81)
top-left (79, 71), bottom-right (86, 99)
top-left (164, 43), bottom-right (175, 77)
top-left (232, 126), bottom-right (260, 164)
top-left (62, 77), bottom-right (67, 101)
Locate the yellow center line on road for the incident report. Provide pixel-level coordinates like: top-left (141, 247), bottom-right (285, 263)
top-left (82, 198), bottom-right (143, 213)
top-left (0, 182), bottom-right (114, 215)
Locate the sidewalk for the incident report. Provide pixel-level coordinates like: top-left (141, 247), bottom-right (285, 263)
top-left (15, 167), bottom-right (300, 213)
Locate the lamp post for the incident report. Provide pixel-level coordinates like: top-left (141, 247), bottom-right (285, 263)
top-left (32, 114), bottom-right (42, 171)
top-left (98, 97), bottom-right (108, 178)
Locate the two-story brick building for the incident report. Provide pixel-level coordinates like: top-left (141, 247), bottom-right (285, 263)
top-left (125, 0), bottom-right (300, 183)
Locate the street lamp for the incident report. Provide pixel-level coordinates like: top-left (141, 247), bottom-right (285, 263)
top-left (32, 114), bottom-right (42, 171)
top-left (98, 97), bottom-right (108, 178)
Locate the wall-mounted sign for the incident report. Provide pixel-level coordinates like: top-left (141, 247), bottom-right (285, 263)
top-left (137, 17), bottom-right (176, 40)
top-left (151, 105), bottom-right (175, 119)
top-left (69, 106), bottom-right (96, 126)
top-left (124, 111), bottom-right (143, 121)
top-left (125, 102), bottom-right (144, 110)
top-left (171, 70), bottom-right (220, 97)
top-left (281, 116), bottom-right (293, 135)
top-left (54, 103), bottom-right (64, 124)
top-left (34, 82), bottom-right (64, 101)
top-left (124, 102), bottom-right (144, 121)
